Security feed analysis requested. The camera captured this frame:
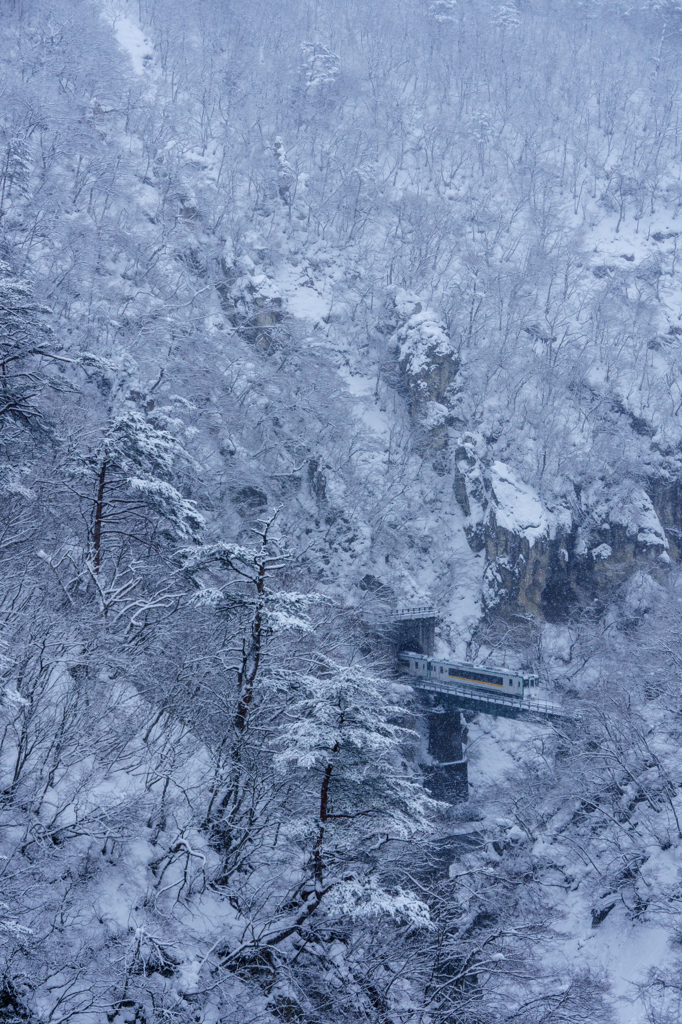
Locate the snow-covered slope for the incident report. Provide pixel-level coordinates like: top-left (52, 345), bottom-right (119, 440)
top-left (3, 0), bottom-right (682, 1021)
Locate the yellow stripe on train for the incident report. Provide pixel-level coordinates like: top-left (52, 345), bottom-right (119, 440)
top-left (449, 674), bottom-right (503, 689)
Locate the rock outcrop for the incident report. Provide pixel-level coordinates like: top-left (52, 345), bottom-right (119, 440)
top-left (217, 253), bottom-right (285, 353)
top-left (387, 288), bottom-right (460, 446)
top-left (647, 470), bottom-right (682, 561)
top-left (455, 434), bottom-right (670, 620)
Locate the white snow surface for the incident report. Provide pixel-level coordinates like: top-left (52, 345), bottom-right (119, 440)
top-left (592, 481), bottom-right (668, 550)
top-left (466, 713), bottom-right (676, 1024)
top-left (394, 308), bottom-right (455, 375)
top-left (102, 6), bottom-right (153, 74)
top-left (273, 262), bottom-right (331, 323)
top-left (489, 461), bottom-right (555, 545)
top-left (8, 3), bottom-right (682, 1021)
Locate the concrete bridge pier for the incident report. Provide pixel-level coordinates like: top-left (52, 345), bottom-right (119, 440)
top-left (420, 695), bottom-right (468, 802)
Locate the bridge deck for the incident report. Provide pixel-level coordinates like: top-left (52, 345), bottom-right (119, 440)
top-left (410, 676), bottom-right (567, 719)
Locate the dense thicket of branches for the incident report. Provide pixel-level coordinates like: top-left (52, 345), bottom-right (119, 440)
top-left (1, 0), bottom-right (682, 1021)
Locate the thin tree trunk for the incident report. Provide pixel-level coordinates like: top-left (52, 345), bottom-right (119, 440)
top-left (93, 460), bottom-right (107, 572)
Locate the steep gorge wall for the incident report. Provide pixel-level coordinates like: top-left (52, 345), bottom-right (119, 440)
top-left (454, 435), bottom-right (672, 620)
top-left (386, 288), bottom-right (460, 454)
top-left (388, 286), bottom-right (678, 621)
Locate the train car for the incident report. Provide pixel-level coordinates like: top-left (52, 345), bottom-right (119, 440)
top-left (398, 651), bottom-right (537, 699)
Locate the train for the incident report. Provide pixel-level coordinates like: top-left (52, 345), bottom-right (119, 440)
top-left (398, 651), bottom-right (538, 699)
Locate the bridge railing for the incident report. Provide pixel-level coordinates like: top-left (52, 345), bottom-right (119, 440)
top-left (394, 605), bottom-right (437, 621)
top-left (410, 676), bottom-right (566, 718)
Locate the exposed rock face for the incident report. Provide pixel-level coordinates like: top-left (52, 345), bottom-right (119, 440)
top-left (217, 253), bottom-right (285, 352)
top-left (388, 288), bottom-right (460, 444)
top-left (232, 485), bottom-right (269, 515)
top-left (455, 434), bottom-right (670, 620)
top-left (575, 481), bottom-right (669, 563)
top-left (647, 473), bottom-right (682, 561)
top-left (307, 458), bottom-right (327, 501)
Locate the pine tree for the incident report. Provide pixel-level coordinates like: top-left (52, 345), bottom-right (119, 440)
top-left (75, 408), bottom-right (204, 574)
top-left (266, 660), bottom-right (435, 944)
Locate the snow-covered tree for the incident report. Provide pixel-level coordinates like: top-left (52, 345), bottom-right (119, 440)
top-left (70, 407), bottom-right (204, 576)
top-left (269, 662), bottom-right (434, 941)
top-left (4, 0), bottom-right (682, 1018)
top-left (0, 262), bottom-right (57, 434)
top-left (176, 514), bottom-right (321, 881)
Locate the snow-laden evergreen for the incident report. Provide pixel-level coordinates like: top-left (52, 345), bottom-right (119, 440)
top-left (2, 0), bottom-right (682, 1020)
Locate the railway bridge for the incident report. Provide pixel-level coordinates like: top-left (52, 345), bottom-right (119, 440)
top-left (408, 670), bottom-right (567, 804)
top-left (392, 606), bottom-right (568, 803)
top-left (410, 674), bottom-right (566, 721)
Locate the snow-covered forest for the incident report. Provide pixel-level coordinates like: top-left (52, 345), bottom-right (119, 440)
top-left (4, 0), bottom-right (682, 1019)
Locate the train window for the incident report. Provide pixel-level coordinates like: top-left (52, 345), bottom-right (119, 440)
top-left (439, 666), bottom-right (443, 673)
